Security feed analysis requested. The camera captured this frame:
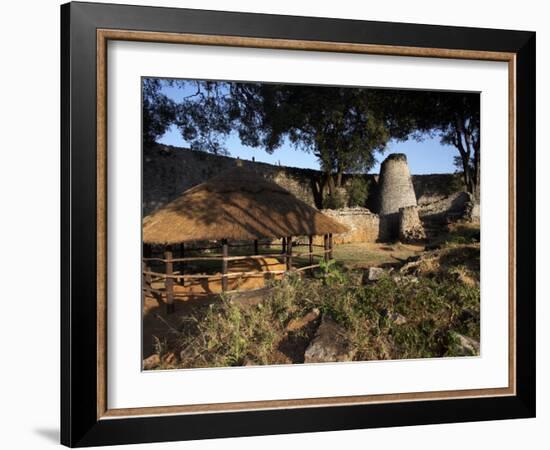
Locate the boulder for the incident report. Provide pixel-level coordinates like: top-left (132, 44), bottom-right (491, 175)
top-left (462, 192), bottom-right (480, 222)
top-left (286, 308), bottom-right (321, 332)
top-left (452, 333), bottom-right (480, 356)
top-left (304, 316), bottom-right (355, 363)
top-left (142, 353), bottom-right (160, 370)
top-left (390, 312), bottom-right (407, 325)
top-left (367, 267), bottom-right (385, 281)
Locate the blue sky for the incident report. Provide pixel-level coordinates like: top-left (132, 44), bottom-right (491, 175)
top-left (156, 82), bottom-right (458, 175)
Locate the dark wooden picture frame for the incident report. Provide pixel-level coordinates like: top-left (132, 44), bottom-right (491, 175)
top-left (61, 2), bottom-right (535, 447)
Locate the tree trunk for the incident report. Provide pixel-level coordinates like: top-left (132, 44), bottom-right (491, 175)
top-left (472, 146), bottom-right (480, 202)
top-left (454, 119), bottom-right (475, 196)
top-left (325, 172), bottom-right (335, 196)
top-left (336, 171), bottom-right (343, 188)
top-left (459, 157), bottom-right (472, 194)
top-left (310, 176), bottom-right (324, 209)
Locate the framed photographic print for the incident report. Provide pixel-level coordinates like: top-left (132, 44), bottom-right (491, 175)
top-left (60, 1), bottom-right (536, 447)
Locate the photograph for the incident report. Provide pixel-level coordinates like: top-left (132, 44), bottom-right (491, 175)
top-left (141, 78), bottom-right (481, 370)
top-left (55, 1), bottom-right (537, 446)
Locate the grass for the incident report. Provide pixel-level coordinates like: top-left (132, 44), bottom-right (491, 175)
top-left (150, 242), bottom-right (479, 369)
top-left (152, 240), bottom-right (426, 275)
top-left (144, 223), bottom-right (481, 369)
top-left (431, 222), bottom-right (480, 248)
top-left (330, 242), bottom-right (424, 268)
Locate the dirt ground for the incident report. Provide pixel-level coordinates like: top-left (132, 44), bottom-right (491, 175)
top-left (331, 242), bottom-right (425, 269)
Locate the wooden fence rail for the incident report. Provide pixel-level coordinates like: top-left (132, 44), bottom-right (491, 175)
top-left (143, 269), bottom-right (286, 280)
top-left (142, 233), bottom-right (334, 314)
top-left (143, 250), bottom-right (329, 264)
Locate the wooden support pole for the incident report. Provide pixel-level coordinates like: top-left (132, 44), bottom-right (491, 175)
top-left (323, 234), bottom-right (329, 262)
top-left (286, 236), bottom-right (293, 271)
top-left (281, 237), bottom-right (286, 254)
top-left (254, 239), bottom-right (259, 255)
top-left (221, 239), bottom-right (228, 292)
top-left (142, 260), bottom-right (148, 302)
top-left (179, 243), bottom-right (185, 286)
top-left (328, 233), bottom-right (333, 260)
top-left (165, 246), bottom-right (175, 314)
top-left (143, 243), bottom-right (152, 285)
top-left (308, 235), bottom-right (313, 265)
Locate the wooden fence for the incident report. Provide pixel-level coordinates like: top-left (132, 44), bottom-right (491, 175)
top-left (143, 234), bottom-right (333, 313)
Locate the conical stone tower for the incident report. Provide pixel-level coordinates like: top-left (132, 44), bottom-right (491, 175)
top-left (378, 153), bottom-right (425, 241)
top-left (378, 153), bottom-right (418, 215)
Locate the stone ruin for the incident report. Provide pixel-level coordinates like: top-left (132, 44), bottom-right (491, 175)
top-left (142, 145), bottom-right (471, 244)
top-left (319, 154), bottom-right (427, 243)
top-left (398, 205), bottom-right (426, 242)
top-left (378, 153), bottom-right (418, 216)
top-left (378, 153), bottom-right (426, 242)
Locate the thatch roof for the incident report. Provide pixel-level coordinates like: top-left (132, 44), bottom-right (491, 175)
top-left (143, 166), bottom-right (349, 244)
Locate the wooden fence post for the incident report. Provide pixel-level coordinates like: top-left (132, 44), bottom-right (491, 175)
top-left (328, 233), bottom-right (333, 260)
top-left (165, 246), bottom-right (175, 314)
top-left (281, 237), bottom-right (286, 254)
top-left (254, 239), bottom-right (259, 255)
top-left (179, 243), bottom-right (185, 286)
top-left (286, 236), bottom-right (293, 271)
top-left (142, 260), bottom-right (148, 303)
top-left (308, 235), bottom-right (313, 265)
top-left (221, 239), bottom-right (228, 292)
top-left (143, 243), bottom-right (152, 286)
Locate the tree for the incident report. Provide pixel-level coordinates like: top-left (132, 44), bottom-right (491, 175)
top-left (142, 78), bottom-right (233, 154)
top-left (383, 90), bottom-right (480, 198)
top-left (143, 79), bottom-right (480, 200)
top-left (226, 84), bottom-right (393, 197)
top-left (432, 93), bottom-right (480, 200)
top-left (142, 79), bottom-right (177, 146)
top-left (174, 81), bottom-right (233, 155)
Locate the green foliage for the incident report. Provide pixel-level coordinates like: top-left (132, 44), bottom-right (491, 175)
top-left (345, 177), bottom-right (369, 207)
top-left (177, 296), bottom-right (279, 367)
top-left (142, 79), bottom-right (177, 146)
top-left (171, 264), bottom-right (479, 367)
top-left (322, 190), bottom-right (346, 209)
top-left (143, 79), bottom-right (480, 195)
top-left (317, 259), bottom-right (347, 287)
top-left (142, 78), bottom-right (233, 154)
top-left (365, 276), bottom-right (479, 359)
top-left (442, 225), bottom-right (481, 247)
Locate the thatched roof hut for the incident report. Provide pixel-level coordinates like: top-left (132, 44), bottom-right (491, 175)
top-left (143, 166), bottom-right (348, 244)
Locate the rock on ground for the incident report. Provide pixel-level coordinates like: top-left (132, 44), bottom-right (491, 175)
top-left (390, 312), bottom-right (407, 325)
top-left (304, 316), bottom-right (355, 363)
top-left (286, 308), bottom-right (321, 332)
top-left (453, 333), bottom-right (480, 356)
top-left (367, 267), bottom-right (385, 281)
top-left (143, 353), bottom-right (160, 370)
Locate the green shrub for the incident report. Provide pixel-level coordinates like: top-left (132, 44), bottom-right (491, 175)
top-left (322, 188), bottom-right (346, 209)
top-left (170, 267), bottom-right (479, 367)
top-left (317, 259), bottom-right (347, 286)
top-left (346, 177), bottom-right (369, 207)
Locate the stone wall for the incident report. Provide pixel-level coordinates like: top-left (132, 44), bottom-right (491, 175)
top-left (143, 144), bottom-right (465, 221)
top-left (320, 208), bottom-right (383, 244)
top-left (143, 144), bottom-right (323, 215)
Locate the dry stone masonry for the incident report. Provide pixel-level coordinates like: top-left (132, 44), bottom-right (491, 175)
top-left (143, 145), bottom-right (477, 243)
top-left (378, 154), bottom-right (426, 240)
top-left (378, 153), bottom-right (418, 216)
top-left (321, 207), bottom-right (383, 244)
top-left (398, 206), bottom-right (426, 242)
